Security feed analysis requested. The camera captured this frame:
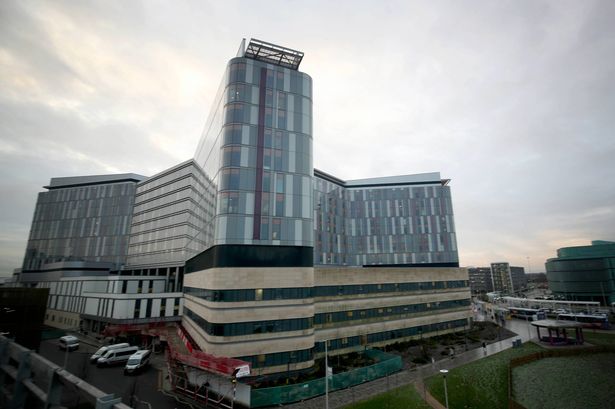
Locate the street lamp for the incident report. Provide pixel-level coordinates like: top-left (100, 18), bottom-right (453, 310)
top-left (440, 369), bottom-right (449, 409)
top-left (324, 340), bottom-right (330, 409)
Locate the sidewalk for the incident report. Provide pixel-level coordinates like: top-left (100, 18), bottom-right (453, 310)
top-left (285, 335), bottom-right (521, 409)
top-left (414, 378), bottom-right (446, 409)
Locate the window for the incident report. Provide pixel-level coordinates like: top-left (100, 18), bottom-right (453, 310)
top-left (272, 218), bottom-right (281, 239)
top-left (220, 168), bottom-right (240, 190)
top-left (134, 300), bottom-right (141, 318)
top-left (222, 146), bottom-right (242, 167)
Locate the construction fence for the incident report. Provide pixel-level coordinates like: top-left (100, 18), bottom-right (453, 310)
top-left (250, 349), bottom-right (402, 407)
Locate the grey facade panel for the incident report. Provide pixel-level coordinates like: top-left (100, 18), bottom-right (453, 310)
top-left (22, 179), bottom-right (139, 271)
top-left (313, 172), bottom-right (459, 266)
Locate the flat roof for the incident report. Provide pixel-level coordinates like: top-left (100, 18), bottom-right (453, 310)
top-left (314, 168), bottom-right (447, 188)
top-left (244, 39), bottom-right (304, 70)
top-left (45, 173), bottom-right (147, 190)
top-left (531, 319), bottom-right (583, 329)
top-left (502, 296), bottom-right (600, 306)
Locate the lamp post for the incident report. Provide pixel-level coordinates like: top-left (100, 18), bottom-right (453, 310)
top-left (324, 340), bottom-right (330, 409)
top-left (440, 369), bottom-right (449, 409)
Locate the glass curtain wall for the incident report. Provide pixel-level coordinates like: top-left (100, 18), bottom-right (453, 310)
top-left (194, 56), bottom-right (313, 248)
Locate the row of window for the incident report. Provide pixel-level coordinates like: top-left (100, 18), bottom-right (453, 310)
top-left (133, 298), bottom-right (180, 319)
top-left (182, 280), bottom-right (468, 303)
top-left (314, 299), bottom-right (471, 325)
top-left (225, 102), bottom-right (311, 134)
top-left (184, 286), bottom-right (312, 302)
top-left (315, 280), bottom-right (469, 297)
top-left (183, 307), bottom-right (313, 336)
top-left (237, 318), bottom-right (469, 368)
top-left (314, 318), bottom-right (469, 352)
top-left (237, 347), bottom-right (314, 369)
top-left (228, 61), bottom-right (311, 96)
top-left (227, 82), bottom-right (312, 116)
top-left (222, 124), bottom-right (312, 154)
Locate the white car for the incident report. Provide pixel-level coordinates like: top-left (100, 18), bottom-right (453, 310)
top-left (59, 335), bottom-right (79, 351)
top-left (90, 343), bottom-right (130, 364)
top-left (97, 346), bottom-right (138, 367)
top-left (124, 350), bottom-right (151, 375)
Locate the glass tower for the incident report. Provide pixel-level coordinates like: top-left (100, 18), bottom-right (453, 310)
top-left (193, 39), bottom-right (313, 250)
top-left (183, 39), bottom-right (316, 375)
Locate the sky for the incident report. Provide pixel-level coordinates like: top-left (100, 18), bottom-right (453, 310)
top-left (1, 0), bottom-right (614, 277)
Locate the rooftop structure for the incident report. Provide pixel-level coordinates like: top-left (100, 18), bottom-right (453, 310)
top-left (244, 38), bottom-right (304, 70)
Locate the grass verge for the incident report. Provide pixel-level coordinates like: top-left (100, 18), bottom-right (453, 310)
top-left (342, 384), bottom-right (431, 409)
top-left (584, 331), bottom-right (615, 346)
top-left (425, 342), bottom-right (543, 409)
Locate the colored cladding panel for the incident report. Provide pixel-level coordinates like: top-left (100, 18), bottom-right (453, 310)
top-left (313, 175), bottom-right (459, 266)
top-left (253, 67), bottom-right (267, 239)
top-left (23, 181), bottom-right (138, 271)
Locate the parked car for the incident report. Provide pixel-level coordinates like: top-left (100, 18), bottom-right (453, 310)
top-left (97, 346), bottom-right (138, 367)
top-left (59, 335), bottom-right (79, 351)
top-left (90, 343), bottom-right (130, 364)
top-left (124, 350), bottom-right (151, 375)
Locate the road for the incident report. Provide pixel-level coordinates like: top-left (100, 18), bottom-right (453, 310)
top-left (474, 310), bottom-right (534, 342)
top-left (39, 339), bottom-right (193, 409)
top-left (502, 316), bottom-right (536, 342)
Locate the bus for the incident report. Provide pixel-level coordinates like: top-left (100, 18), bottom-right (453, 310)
top-left (508, 307), bottom-right (546, 321)
top-left (556, 313), bottom-right (610, 329)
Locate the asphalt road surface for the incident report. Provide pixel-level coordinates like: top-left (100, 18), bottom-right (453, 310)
top-left (39, 339), bottom-right (193, 409)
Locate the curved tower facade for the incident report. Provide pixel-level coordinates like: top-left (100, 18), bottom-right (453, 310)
top-left (184, 39), bottom-right (316, 375)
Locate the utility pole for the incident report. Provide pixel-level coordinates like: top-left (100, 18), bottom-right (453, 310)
top-left (325, 340), bottom-right (329, 409)
top-left (440, 369), bottom-right (449, 409)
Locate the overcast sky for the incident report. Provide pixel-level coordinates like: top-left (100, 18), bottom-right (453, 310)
top-left (1, 0), bottom-right (614, 276)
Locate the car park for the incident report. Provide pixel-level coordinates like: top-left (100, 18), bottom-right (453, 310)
top-left (124, 349), bottom-right (152, 375)
top-left (90, 343), bottom-right (130, 363)
top-left (58, 335), bottom-right (80, 351)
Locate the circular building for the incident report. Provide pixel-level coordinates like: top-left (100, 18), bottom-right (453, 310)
top-left (545, 240), bottom-right (615, 306)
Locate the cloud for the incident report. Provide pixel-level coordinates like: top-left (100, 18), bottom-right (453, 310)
top-left (1, 0), bottom-right (615, 275)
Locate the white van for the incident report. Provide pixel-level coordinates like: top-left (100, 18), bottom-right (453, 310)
top-left (59, 335), bottom-right (79, 351)
top-left (90, 343), bottom-right (130, 363)
top-left (96, 346), bottom-right (138, 367)
top-left (124, 350), bottom-right (151, 374)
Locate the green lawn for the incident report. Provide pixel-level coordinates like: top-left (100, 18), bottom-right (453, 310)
top-left (584, 331), bottom-right (615, 346)
top-left (342, 384), bottom-right (431, 409)
top-left (425, 343), bottom-right (544, 409)
top-left (512, 353), bottom-right (615, 409)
